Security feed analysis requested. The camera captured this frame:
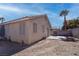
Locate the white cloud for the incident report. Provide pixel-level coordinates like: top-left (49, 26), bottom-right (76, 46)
top-left (0, 5), bottom-right (21, 12)
top-left (0, 4), bottom-right (63, 28)
top-left (0, 4), bottom-right (56, 16)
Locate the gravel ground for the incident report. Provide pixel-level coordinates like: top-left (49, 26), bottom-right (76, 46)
top-left (0, 40), bottom-right (27, 56)
top-left (13, 39), bottom-right (79, 56)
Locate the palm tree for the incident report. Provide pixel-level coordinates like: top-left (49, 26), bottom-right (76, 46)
top-left (60, 9), bottom-right (69, 30)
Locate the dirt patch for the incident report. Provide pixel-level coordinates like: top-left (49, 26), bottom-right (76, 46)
top-left (13, 39), bottom-right (79, 56)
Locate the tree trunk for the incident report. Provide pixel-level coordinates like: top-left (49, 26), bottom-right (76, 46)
top-left (64, 16), bottom-right (67, 31)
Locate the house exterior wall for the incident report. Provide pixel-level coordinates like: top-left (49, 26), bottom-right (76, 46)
top-left (5, 20), bottom-right (29, 44)
top-left (27, 15), bottom-right (50, 44)
top-left (5, 15), bottom-right (51, 45)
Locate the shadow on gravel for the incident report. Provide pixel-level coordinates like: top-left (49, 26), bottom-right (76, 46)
top-left (0, 37), bottom-right (46, 56)
top-left (0, 40), bottom-right (28, 56)
top-left (61, 37), bottom-right (79, 42)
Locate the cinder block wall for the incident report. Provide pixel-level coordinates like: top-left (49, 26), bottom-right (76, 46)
top-left (72, 28), bottom-right (79, 38)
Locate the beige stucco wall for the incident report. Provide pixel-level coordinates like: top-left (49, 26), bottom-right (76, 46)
top-left (27, 16), bottom-right (50, 44)
top-left (5, 15), bottom-right (51, 45)
top-left (5, 20), bottom-right (29, 44)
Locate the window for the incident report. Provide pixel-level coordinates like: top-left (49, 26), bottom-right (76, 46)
top-left (33, 23), bottom-right (37, 33)
top-left (19, 22), bottom-right (25, 35)
top-left (42, 25), bottom-right (45, 33)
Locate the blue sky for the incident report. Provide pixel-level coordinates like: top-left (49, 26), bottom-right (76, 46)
top-left (0, 3), bottom-right (79, 28)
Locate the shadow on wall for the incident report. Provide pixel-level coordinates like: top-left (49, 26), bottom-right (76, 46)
top-left (0, 25), bottom-right (5, 37)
